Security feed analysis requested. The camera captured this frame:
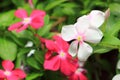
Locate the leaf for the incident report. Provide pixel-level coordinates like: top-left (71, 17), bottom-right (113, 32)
top-left (100, 35), bottom-right (120, 48)
top-left (12, 0), bottom-right (25, 7)
top-left (27, 56), bottom-right (42, 70)
top-left (106, 21), bottom-right (120, 36)
top-left (109, 3), bottom-right (120, 14)
top-left (45, 0), bottom-right (67, 11)
top-left (0, 10), bottom-right (15, 28)
top-left (26, 73), bottom-right (43, 80)
top-left (0, 38), bottom-right (17, 61)
top-left (34, 51), bottom-right (44, 64)
top-left (44, 15), bottom-right (50, 25)
top-left (37, 23), bottom-right (52, 36)
top-left (93, 45), bottom-right (112, 54)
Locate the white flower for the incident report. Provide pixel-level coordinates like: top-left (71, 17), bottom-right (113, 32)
top-left (61, 10), bottom-right (105, 62)
top-left (112, 74), bottom-right (120, 80)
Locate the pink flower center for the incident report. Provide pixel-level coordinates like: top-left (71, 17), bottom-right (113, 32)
top-left (4, 71), bottom-right (11, 76)
top-left (23, 17), bottom-right (31, 24)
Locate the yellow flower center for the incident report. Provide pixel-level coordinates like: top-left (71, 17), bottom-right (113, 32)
top-left (23, 17), bottom-right (31, 24)
top-left (4, 71), bottom-right (11, 76)
top-left (77, 36), bottom-right (82, 41)
top-left (60, 52), bottom-right (65, 57)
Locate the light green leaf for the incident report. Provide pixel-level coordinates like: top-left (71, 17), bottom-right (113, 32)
top-left (0, 10), bottom-right (15, 28)
top-left (26, 73), bottom-right (43, 80)
top-left (45, 0), bottom-right (67, 11)
top-left (0, 38), bottom-right (17, 61)
top-left (12, 0), bottom-right (25, 7)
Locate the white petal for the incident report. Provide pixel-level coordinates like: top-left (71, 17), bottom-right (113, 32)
top-left (85, 28), bottom-right (103, 43)
top-left (77, 42), bottom-right (93, 61)
top-left (89, 10), bottom-right (105, 28)
top-left (25, 41), bottom-right (33, 47)
top-left (27, 49), bottom-right (35, 57)
top-left (117, 60), bottom-right (120, 69)
top-left (112, 74), bottom-right (120, 80)
top-left (68, 41), bottom-right (78, 57)
top-left (61, 25), bottom-right (77, 41)
top-left (75, 15), bottom-right (90, 33)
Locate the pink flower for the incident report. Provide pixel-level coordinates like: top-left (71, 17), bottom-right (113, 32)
top-left (0, 60), bottom-right (26, 80)
top-left (43, 36), bottom-right (76, 75)
top-left (69, 67), bottom-right (88, 80)
top-left (8, 9), bottom-right (46, 32)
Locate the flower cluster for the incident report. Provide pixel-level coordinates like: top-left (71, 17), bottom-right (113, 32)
top-left (43, 35), bottom-right (88, 80)
top-left (3, 4), bottom-right (108, 79)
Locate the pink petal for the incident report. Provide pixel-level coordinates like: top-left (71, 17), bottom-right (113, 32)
top-left (44, 56), bottom-right (60, 71)
top-left (0, 70), bottom-right (5, 78)
top-left (30, 10), bottom-right (46, 18)
top-left (69, 74), bottom-right (79, 80)
top-left (60, 60), bottom-right (76, 76)
top-left (2, 60), bottom-right (14, 71)
top-left (12, 69), bottom-right (26, 78)
top-left (53, 36), bottom-right (69, 52)
top-left (30, 17), bottom-right (44, 29)
top-left (16, 24), bottom-right (28, 32)
top-left (45, 40), bottom-right (57, 51)
top-left (7, 75), bottom-right (18, 80)
top-left (79, 73), bottom-right (88, 80)
top-left (8, 22), bottom-right (22, 31)
top-left (15, 9), bottom-right (28, 18)
top-left (45, 51), bottom-right (53, 60)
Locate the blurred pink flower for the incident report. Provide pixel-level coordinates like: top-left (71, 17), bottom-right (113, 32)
top-left (43, 36), bottom-right (77, 75)
top-left (69, 67), bottom-right (88, 80)
top-left (0, 60), bottom-right (26, 80)
top-left (8, 9), bottom-right (46, 32)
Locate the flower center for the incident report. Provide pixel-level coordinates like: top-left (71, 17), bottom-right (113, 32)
top-left (23, 17), bottom-right (31, 24)
top-left (77, 36), bottom-right (82, 41)
top-left (59, 52), bottom-right (66, 58)
top-left (4, 71), bottom-right (11, 76)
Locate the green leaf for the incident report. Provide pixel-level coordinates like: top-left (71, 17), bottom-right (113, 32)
top-left (105, 20), bottom-right (120, 36)
top-left (27, 56), bottom-right (42, 70)
top-left (37, 23), bottom-right (52, 36)
top-left (26, 73), bottom-right (43, 80)
top-left (44, 15), bottom-right (50, 25)
top-left (100, 35), bottom-right (120, 48)
top-left (109, 3), bottom-right (120, 14)
top-left (34, 51), bottom-right (44, 64)
top-left (0, 10), bottom-right (15, 28)
top-left (0, 38), bottom-right (17, 61)
top-left (45, 0), bottom-right (67, 11)
top-left (93, 45), bottom-right (112, 54)
top-left (12, 0), bottom-right (25, 7)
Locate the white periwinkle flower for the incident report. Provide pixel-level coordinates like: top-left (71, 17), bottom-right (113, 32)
top-left (61, 10), bottom-right (105, 62)
top-left (112, 74), bottom-right (120, 80)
